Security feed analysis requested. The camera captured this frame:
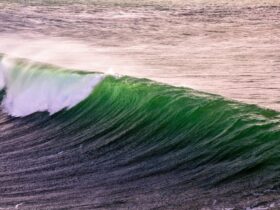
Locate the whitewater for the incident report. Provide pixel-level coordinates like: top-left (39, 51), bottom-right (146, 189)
top-left (0, 56), bottom-right (103, 116)
top-left (0, 0), bottom-right (280, 209)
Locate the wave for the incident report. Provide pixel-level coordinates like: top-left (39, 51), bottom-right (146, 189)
top-left (0, 55), bottom-right (280, 209)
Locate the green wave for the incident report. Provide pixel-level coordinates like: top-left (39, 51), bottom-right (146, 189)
top-left (1, 56), bottom-right (280, 193)
top-left (55, 75), bottom-right (280, 188)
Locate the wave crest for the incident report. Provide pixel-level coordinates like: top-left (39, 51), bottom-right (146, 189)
top-left (0, 56), bottom-right (103, 117)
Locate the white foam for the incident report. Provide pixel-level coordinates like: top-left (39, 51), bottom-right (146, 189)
top-left (0, 57), bottom-right (104, 117)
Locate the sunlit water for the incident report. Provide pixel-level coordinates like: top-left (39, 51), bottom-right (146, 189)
top-left (0, 0), bottom-right (279, 110)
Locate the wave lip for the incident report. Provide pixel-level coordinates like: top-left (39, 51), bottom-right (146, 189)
top-left (0, 56), bottom-right (104, 117)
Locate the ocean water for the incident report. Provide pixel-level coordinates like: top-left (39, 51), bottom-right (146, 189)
top-left (0, 1), bottom-right (280, 209)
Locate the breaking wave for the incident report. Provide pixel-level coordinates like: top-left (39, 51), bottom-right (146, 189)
top-left (0, 55), bottom-right (280, 209)
top-left (0, 56), bottom-right (103, 116)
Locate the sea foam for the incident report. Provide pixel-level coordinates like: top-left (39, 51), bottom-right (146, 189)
top-left (0, 57), bottom-right (103, 117)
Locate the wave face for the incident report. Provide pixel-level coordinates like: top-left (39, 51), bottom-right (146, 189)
top-left (0, 57), bottom-right (280, 209)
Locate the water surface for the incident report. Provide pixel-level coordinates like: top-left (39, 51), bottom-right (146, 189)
top-left (0, 0), bottom-right (279, 110)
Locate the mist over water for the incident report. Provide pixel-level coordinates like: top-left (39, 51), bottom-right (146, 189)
top-left (0, 0), bottom-right (279, 110)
